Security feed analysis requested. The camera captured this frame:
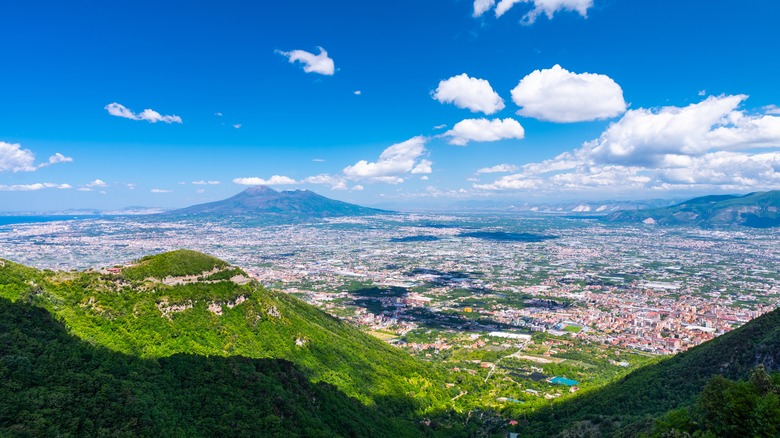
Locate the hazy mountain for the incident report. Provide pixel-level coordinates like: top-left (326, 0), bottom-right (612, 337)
top-left (606, 190), bottom-right (780, 227)
top-left (171, 185), bottom-right (388, 218)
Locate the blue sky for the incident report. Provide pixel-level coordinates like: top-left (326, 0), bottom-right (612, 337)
top-left (1, 0), bottom-right (780, 210)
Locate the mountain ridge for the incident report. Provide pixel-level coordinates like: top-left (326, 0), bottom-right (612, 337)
top-left (605, 190), bottom-right (780, 227)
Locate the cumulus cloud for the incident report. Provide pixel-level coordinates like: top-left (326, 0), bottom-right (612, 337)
top-left (0, 142), bottom-right (71, 172)
top-left (233, 175), bottom-right (298, 186)
top-left (0, 183), bottom-right (72, 191)
top-left (343, 136), bottom-right (432, 183)
top-left (302, 174), bottom-right (347, 190)
top-left (86, 179), bottom-right (107, 188)
top-left (276, 46), bottom-right (335, 75)
top-left (476, 164), bottom-right (519, 174)
top-left (473, 0), bottom-right (496, 17)
top-left (354, 90), bottom-right (362, 95)
top-left (495, 0), bottom-right (593, 24)
top-left (511, 65), bottom-right (626, 123)
top-left (585, 94), bottom-right (780, 166)
top-left (38, 153), bottom-right (73, 168)
top-left (444, 118), bottom-right (525, 146)
top-left (432, 73), bottom-right (505, 115)
top-left (763, 104), bottom-right (780, 115)
top-left (411, 159), bottom-right (433, 174)
top-left (0, 142), bottom-right (36, 172)
top-left (192, 180), bottom-right (221, 185)
top-left (475, 94), bottom-right (780, 194)
top-left (105, 103), bottom-right (182, 124)
top-left (150, 188), bottom-right (172, 193)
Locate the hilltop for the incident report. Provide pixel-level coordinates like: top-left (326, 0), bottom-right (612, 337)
top-left (170, 185), bottom-right (388, 218)
top-left (606, 190), bottom-right (780, 227)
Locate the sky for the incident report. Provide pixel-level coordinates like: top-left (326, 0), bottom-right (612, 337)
top-left (1, 0), bottom-right (780, 211)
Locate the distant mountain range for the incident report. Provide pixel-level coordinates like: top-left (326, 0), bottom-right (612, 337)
top-left (170, 185), bottom-right (388, 218)
top-left (606, 190), bottom-right (780, 228)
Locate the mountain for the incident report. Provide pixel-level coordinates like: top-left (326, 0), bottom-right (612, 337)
top-left (518, 305), bottom-right (780, 436)
top-left (0, 250), bottom-right (449, 436)
top-left (606, 190), bottom-right (780, 227)
top-left (170, 185), bottom-right (388, 218)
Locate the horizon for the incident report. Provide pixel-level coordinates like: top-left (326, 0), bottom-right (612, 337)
top-left (1, 183), bottom-right (773, 215)
top-left (2, 1), bottom-right (780, 211)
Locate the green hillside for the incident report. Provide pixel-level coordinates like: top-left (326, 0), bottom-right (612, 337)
top-left (606, 190), bottom-right (780, 227)
top-left (0, 298), bottom-right (418, 437)
top-left (517, 306), bottom-right (780, 436)
top-left (0, 251), bottom-right (453, 436)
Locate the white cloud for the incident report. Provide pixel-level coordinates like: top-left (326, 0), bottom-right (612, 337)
top-left (38, 153), bottom-right (73, 168)
top-left (444, 118), bottom-right (525, 146)
top-left (233, 175), bottom-right (298, 186)
top-left (276, 46), bottom-right (335, 76)
top-left (313, 158), bottom-right (325, 162)
top-left (233, 124), bottom-right (242, 129)
top-left (352, 184), bottom-right (364, 191)
top-left (763, 104), bottom-right (780, 115)
top-left (0, 182), bottom-right (72, 191)
top-left (432, 74), bottom-right (505, 115)
top-left (475, 94), bottom-right (780, 194)
top-left (150, 188), bottom-right (172, 193)
top-left (698, 90), bottom-right (707, 97)
top-left (411, 159), bottom-right (433, 174)
top-left (343, 136), bottom-right (432, 183)
top-left (473, 0), bottom-right (495, 17)
top-left (511, 65), bottom-right (626, 122)
top-left (86, 179), bottom-right (107, 187)
top-left (0, 142), bottom-right (36, 172)
top-left (476, 164), bottom-right (519, 174)
top-left (105, 103), bottom-right (182, 124)
top-left (433, 124), bottom-right (447, 130)
top-left (215, 112), bottom-right (223, 117)
top-left (495, 0), bottom-right (593, 24)
top-left (0, 142), bottom-right (71, 172)
top-left (302, 174), bottom-right (348, 190)
top-left (354, 90), bottom-right (362, 95)
top-left (586, 94), bottom-right (780, 166)
top-left (192, 180), bottom-right (221, 185)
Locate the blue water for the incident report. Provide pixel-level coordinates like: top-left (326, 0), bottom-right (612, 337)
top-left (550, 376), bottom-right (579, 386)
top-left (0, 215), bottom-right (99, 226)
